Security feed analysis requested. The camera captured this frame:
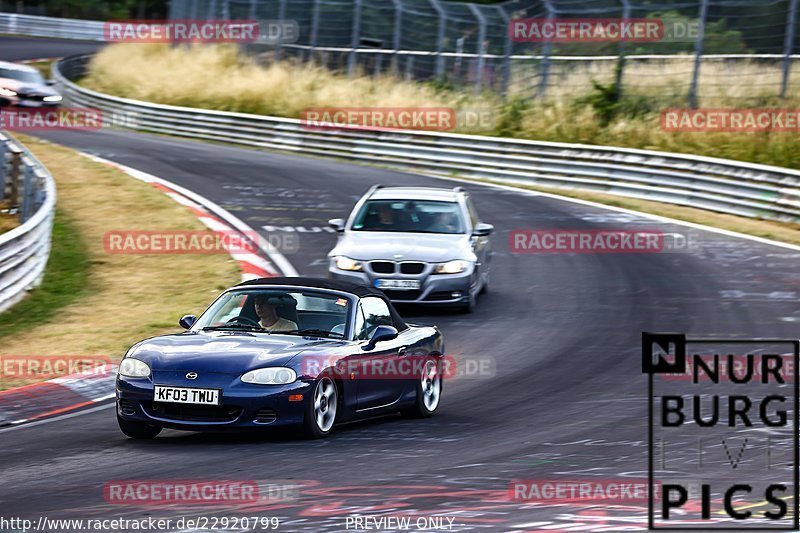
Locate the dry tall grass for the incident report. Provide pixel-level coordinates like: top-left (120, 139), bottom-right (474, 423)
top-left (512, 56), bottom-right (800, 104)
top-left (82, 44), bottom-right (800, 169)
top-left (83, 44), bottom-right (496, 132)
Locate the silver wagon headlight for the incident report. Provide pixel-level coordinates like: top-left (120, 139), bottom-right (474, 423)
top-left (433, 260), bottom-right (469, 275)
top-left (334, 256), bottom-right (362, 271)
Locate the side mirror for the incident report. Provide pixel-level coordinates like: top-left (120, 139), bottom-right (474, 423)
top-left (473, 223), bottom-right (494, 236)
top-left (179, 314), bottom-right (197, 329)
top-left (328, 218), bottom-right (345, 232)
top-left (364, 325), bottom-right (398, 351)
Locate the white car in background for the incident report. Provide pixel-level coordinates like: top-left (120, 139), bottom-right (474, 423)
top-left (0, 61), bottom-right (62, 108)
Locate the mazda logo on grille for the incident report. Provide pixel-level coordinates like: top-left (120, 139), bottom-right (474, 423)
top-left (186, 372), bottom-right (198, 380)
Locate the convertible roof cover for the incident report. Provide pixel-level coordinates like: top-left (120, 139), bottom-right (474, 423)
top-left (234, 276), bottom-right (408, 330)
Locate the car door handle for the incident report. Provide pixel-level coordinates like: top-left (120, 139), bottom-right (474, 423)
top-left (398, 346), bottom-right (409, 356)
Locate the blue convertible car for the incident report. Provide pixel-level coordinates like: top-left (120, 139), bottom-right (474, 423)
top-left (116, 277), bottom-right (445, 439)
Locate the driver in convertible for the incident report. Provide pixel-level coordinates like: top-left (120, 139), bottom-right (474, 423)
top-left (253, 294), bottom-right (298, 332)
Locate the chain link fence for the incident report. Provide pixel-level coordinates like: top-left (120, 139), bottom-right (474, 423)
top-left (168, 0), bottom-right (800, 105)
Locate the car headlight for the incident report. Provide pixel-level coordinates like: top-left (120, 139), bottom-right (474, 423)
top-left (433, 260), bottom-right (470, 274)
top-left (43, 95), bottom-right (62, 102)
top-left (118, 357), bottom-right (151, 378)
top-left (334, 256), bottom-right (362, 271)
top-left (241, 367), bottom-right (297, 385)
top-left (0, 87), bottom-right (17, 97)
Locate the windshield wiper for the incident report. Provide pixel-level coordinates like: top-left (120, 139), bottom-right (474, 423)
top-left (275, 329), bottom-right (344, 339)
top-left (202, 325), bottom-right (268, 333)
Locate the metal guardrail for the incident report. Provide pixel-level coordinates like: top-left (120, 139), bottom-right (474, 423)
top-left (0, 13), bottom-right (105, 40)
top-left (0, 132), bottom-right (56, 314)
top-left (54, 53), bottom-right (800, 223)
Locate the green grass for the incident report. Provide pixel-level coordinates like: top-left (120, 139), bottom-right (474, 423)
top-left (0, 209), bottom-right (91, 340)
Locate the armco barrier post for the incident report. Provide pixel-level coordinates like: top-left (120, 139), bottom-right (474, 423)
top-left (34, 170), bottom-right (46, 210)
top-left (0, 139), bottom-right (6, 201)
top-left (7, 147), bottom-right (22, 209)
top-left (21, 163), bottom-right (34, 222)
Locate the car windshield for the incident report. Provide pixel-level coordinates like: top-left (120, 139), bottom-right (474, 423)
top-left (351, 200), bottom-right (465, 234)
top-left (193, 288), bottom-right (351, 338)
top-left (0, 67), bottom-right (44, 84)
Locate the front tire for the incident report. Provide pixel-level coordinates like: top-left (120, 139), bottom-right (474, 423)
top-left (401, 358), bottom-right (442, 418)
top-left (117, 415), bottom-right (162, 439)
top-left (302, 377), bottom-right (338, 439)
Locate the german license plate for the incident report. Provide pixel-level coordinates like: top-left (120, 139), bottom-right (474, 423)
top-left (375, 279), bottom-right (421, 290)
top-left (154, 385), bottom-right (220, 405)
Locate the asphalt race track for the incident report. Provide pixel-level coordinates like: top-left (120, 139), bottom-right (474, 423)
top-left (0, 35), bottom-right (103, 62)
top-left (2, 38), bottom-right (800, 531)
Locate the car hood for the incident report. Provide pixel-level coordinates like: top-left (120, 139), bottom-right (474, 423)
top-left (0, 78), bottom-right (58, 96)
top-left (329, 232), bottom-right (473, 262)
top-left (127, 331), bottom-right (343, 373)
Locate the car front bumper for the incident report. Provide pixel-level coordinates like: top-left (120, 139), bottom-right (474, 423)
top-left (16, 98), bottom-right (61, 107)
top-left (329, 264), bottom-right (475, 305)
top-left (117, 372), bottom-right (313, 431)
top-left (0, 96), bottom-right (62, 107)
